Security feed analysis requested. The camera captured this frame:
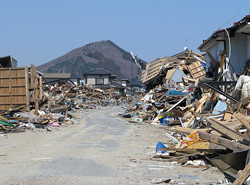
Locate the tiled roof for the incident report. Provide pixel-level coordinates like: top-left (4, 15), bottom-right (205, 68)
top-left (84, 68), bottom-right (111, 75)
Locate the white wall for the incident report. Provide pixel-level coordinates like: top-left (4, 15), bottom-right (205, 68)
top-left (206, 41), bottom-right (224, 73)
top-left (86, 77), bottom-right (95, 84)
top-left (121, 81), bottom-right (127, 87)
top-left (230, 33), bottom-right (248, 74)
top-left (205, 33), bottom-right (250, 75)
top-left (86, 75), bottom-right (109, 85)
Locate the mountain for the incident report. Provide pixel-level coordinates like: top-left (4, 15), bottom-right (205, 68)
top-left (37, 40), bottom-right (146, 82)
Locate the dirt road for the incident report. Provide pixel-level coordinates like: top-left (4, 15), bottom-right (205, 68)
top-left (0, 107), bottom-right (224, 184)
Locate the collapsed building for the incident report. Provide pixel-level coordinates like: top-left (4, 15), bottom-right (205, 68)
top-left (119, 15), bottom-right (250, 184)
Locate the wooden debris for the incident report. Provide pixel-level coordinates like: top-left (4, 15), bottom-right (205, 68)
top-left (185, 95), bottom-right (208, 128)
top-left (204, 117), bottom-right (246, 143)
top-left (232, 161), bottom-right (250, 185)
top-left (197, 131), bottom-right (249, 152)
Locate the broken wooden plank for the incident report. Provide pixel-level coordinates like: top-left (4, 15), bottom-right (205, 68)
top-left (166, 94), bottom-right (188, 113)
top-left (186, 141), bottom-right (226, 150)
top-left (168, 120), bottom-right (182, 126)
top-left (174, 126), bottom-right (209, 134)
top-left (158, 148), bottom-right (225, 153)
top-left (181, 165), bottom-right (210, 169)
top-left (232, 161), bottom-right (250, 185)
top-left (223, 111), bottom-right (233, 121)
top-left (204, 117), bottom-right (246, 143)
top-left (235, 113), bottom-right (250, 131)
top-left (185, 96), bottom-right (208, 128)
top-left (226, 102), bottom-right (234, 114)
top-left (197, 131), bottom-right (249, 152)
top-left (182, 77), bottom-right (197, 84)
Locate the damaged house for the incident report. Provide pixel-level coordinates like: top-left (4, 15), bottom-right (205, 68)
top-left (122, 15), bottom-right (250, 184)
top-left (198, 15), bottom-right (250, 79)
top-left (140, 49), bottom-right (206, 90)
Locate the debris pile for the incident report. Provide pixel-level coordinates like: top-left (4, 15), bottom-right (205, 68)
top-left (0, 72), bottom-right (135, 133)
top-left (120, 50), bottom-right (250, 183)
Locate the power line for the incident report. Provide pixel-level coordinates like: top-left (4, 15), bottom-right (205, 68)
top-left (219, 11), bottom-right (242, 28)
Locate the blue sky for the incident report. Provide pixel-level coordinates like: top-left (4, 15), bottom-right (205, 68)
top-left (0, 0), bottom-right (249, 67)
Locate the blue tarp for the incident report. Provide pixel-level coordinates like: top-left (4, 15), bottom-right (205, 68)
top-left (165, 89), bottom-right (186, 96)
top-left (201, 62), bottom-right (206, 68)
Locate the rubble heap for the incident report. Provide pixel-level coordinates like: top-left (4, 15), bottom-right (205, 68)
top-left (120, 50), bottom-right (250, 184)
top-left (0, 81), bottom-right (136, 133)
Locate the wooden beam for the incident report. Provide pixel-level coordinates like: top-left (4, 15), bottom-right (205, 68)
top-left (185, 50), bottom-right (192, 64)
top-left (174, 126), bottom-right (194, 134)
top-left (167, 94), bottom-right (188, 113)
top-left (226, 102), bottom-right (234, 114)
top-left (39, 76), bottom-right (42, 100)
top-left (185, 96), bottom-right (208, 128)
top-left (235, 113), bottom-right (250, 131)
top-left (25, 66), bottom-right (30, 111)
top-left (174, 126), bottom-right (209, 134)
top-left (204, 117), bottom-right (245, 142)
top-left (232, 161), bottom-right (250, 185)
top-left (182, 77), bottom-right (197, 83)
top-left (197, 131), bottom-right (249, 152)
top-left (158, 148), bottom-right (225, 153)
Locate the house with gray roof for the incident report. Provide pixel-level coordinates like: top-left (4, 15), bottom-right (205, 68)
top-left (83, 68), bottom-right (115, 85)
top-left (198, 15), bottom-right (250, 79)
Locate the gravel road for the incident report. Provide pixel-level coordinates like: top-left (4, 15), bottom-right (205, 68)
top-left (0, 106), bottom-right (224, 184)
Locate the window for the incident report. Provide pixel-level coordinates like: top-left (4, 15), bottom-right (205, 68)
top-left (96, 78), bottom-right (104, 85)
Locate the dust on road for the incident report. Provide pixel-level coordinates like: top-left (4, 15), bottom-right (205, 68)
top-left (0, 107), bottom-right (223, 184)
